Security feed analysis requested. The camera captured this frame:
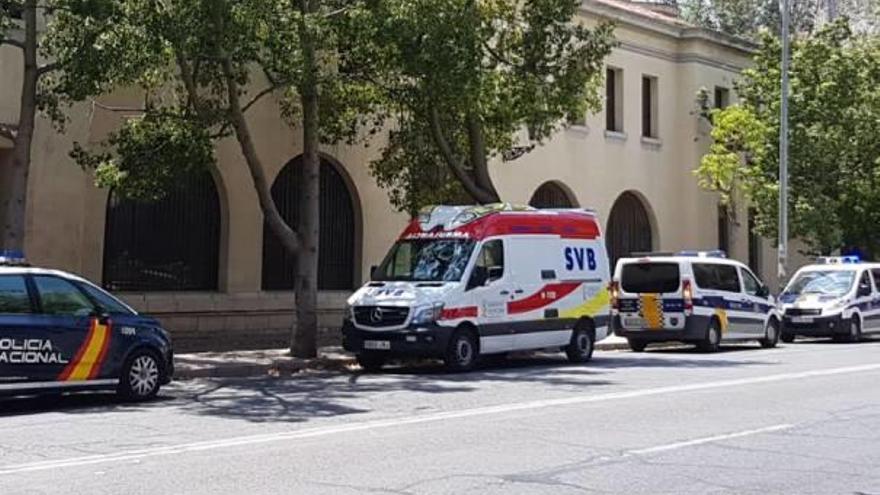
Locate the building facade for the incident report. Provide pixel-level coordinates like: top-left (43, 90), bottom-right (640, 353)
top-left (0, 0), bottom-right (776, 351)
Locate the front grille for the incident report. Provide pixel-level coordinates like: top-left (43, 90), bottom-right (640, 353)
top-left (785, 308), bottom-right (822, 316)
top-left (353, 306), bottom-right (410, 328)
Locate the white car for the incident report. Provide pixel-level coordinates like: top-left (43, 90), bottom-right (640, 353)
top-left (779, 256), bottom-right (880, 343)
top-left (611, 251), bottom-right (780, 352)
top-left (342, 204), bottom-right (612, 371)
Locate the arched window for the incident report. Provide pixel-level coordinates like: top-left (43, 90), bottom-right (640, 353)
top-left (262, 157), bottom-right (357, 291)
top-left (606, 191), bottom-right (654, 267)
top-left (103, 171), bottom-right (221, 291)
top-left (529, 181), bottom-right (576, 208)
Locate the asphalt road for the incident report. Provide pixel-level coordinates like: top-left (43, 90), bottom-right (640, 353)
top-left (2, 340), bottom-right (880, 495)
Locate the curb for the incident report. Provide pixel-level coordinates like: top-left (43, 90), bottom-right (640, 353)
top-left (173, 340), bottom-right (633, 380)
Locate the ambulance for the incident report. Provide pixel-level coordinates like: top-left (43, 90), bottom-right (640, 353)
top-left (779, 256), bottom-right (880, 343)
top-left (342, 204), bottom-right (612, 371)
top-left (611, 251), bottom-right (780, 352)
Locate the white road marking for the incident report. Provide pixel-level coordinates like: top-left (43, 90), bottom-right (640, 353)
top-left (2, 362), bottom-right (879, 476)
top-left (627, 424), bottom-right (795, 456)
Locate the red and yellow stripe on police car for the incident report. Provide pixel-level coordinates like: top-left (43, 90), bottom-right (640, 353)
top-left (58, 318), bottom-right (112, 381)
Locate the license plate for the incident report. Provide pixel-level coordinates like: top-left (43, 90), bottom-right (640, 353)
top-left (364, 340), bottom-right (391, 350)
top-left (791, 316), bottom-right (813, 324)
top-left (624, 317), bottom-right (646, 328)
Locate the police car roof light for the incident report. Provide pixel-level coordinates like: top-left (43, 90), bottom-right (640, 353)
top-left (678, 250), bottom-right (727, 258)
top-left (817, 255), bottom-right (861, 264)
top-left (0, 249), bottom-right (28, 266)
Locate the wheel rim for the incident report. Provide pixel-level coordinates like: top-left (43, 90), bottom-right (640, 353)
top-left (129, 355), bottom-right (159, 397)
top-left (709, 326), bottom-right (720, 345)
top-left (577, 333), bottom-right (591, 355)
top-left (456, 338), bottom-right (473, 365)
top-left (767, 323), bottom-right (777, 342)
top-left (852, 320), bottom-right (860, 339)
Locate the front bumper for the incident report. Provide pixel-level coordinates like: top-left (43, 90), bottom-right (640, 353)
top-left (612, 314), bottom-right (710, 343)
top-left (342, 319), bottom-right (454, 357)
top-left (781, 313), bottom-right (845, 337)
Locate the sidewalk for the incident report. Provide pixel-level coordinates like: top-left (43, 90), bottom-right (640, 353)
top-left (173, 335), bottom-right (632, 379)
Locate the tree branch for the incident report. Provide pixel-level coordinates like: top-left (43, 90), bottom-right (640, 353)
top-left (467, 112), bottom-right (500, 201)
top-left (36, 62), bottom-right (58, 76)
top-left (0, 37), bottom-right (25, 50)
top-left (90, 99), bottom-right (146, 113)
top-left (428, 106), bottom-right (496, 204)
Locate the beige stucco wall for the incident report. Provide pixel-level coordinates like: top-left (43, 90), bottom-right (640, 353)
top-left (2, 4), bottom-right (792, 350)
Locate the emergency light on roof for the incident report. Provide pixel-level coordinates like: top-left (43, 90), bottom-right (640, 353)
top-left (816, 255), bottom-right (861, 264)
top-left (0, 249), bottom-right (28, 266)
top-left (678, 250), bottom-right (727, 258)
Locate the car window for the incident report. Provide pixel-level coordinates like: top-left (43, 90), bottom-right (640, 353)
top-left (859, 271), bottom-right (872, 295)
top-left (33, 276), bottom-right (95, 316)
top-left (740, 268), bottom-right (761, 296)
top-left (0, 275), bottom-right (32, 314)
top-left (475, 240), bottom-right (504, 273)
top-left (620, 262), bottom-right (680, 293)
top-left (873, 269), bottom-right (880, 292)
top-left (79, 282), bottom-right (135, 315)
top-left (693, 263), bottom-right (741, 293)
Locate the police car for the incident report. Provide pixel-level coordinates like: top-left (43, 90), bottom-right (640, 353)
top-left (611, 251), bottom-right (780, 352)
top-left (343, 204), bottom-right (612, 371)
top-left (0, 252), bottom-right (173, 400)
top-left (779, 256), bottom-right (880, 343)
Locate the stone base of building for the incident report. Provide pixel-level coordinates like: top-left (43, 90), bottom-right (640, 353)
top-left (119, 291), bottom-right (348, 353)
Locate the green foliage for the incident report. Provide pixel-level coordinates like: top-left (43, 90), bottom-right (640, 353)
top-left (71, 111), bottom-right (213, 200)
top-left (696, 21), bottom-right (880, 256)
top-left (369, 0), bottom-right (615, 211)
top-left (679, 0), bottom-right (820, 39)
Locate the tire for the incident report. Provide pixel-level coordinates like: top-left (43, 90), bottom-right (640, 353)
top-left (760, 319), bottom-right (780, 348)
top-left (781, 333), bottom-right (795, 343)
top-left (356, 353), bottom-right (386, 373)
top-left (117, 350), bottom-right (162, 401)
top-left (696, 319), bottom-right (722, 353)
top-left (444, 330), bottom-right (478, 372)
top-left (566, 325), bottom-right (595, 363)
top-left (627, 339), bottom-right (648, 353)
top-left (845, 317), bottom-right (862, 343)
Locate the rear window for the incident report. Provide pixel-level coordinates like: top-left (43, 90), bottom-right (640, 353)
top-left (621, 263), bottom-right (680, 293)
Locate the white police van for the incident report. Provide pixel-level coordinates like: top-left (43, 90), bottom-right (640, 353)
top-left (611, 251), bottom-right (780, 352)
top-left (0, 251), bottom-right (174, 400)
top-left (342, 204), bottom-right (612, 371)
top-left (779, 256), bottom-right (880, 343)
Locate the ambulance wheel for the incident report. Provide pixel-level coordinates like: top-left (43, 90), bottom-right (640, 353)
top-left (760, 319), bottom-right (780, 348)
top-left (356, 353), bottom-right (386, 373)
top-left (445, 329), bottom-right (478, 372)
top-left (117, 350), bottom-right (162, 401)
top-left (628, 339), bottom-right (648, 352)
top-left (566, 325), bottom-right (595, 363)
top-left (697, 320), bottom-right (721, 353)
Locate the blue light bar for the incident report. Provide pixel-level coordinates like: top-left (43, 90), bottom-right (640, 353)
top-left (0, 249), bottom-right (27, 266)
top-left (816, 256), bottom-right (861, 264)
top-left (678, 250), bottom-right (727, 258)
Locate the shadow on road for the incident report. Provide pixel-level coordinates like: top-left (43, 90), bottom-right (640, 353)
top-left (0, 347), bottom-right (779, 423)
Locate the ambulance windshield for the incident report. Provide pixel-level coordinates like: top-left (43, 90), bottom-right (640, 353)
top-left (784, 270), bottom-right (855, 297)
top-left (375, 238), bottom-right (476, 282)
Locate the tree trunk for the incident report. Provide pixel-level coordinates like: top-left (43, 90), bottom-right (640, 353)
top-left (0, 0), bottom-right (38, 252)
top-left (291, 0), bottom-right (320, 358)
top-left (466, 112), bottom-right (501, 203)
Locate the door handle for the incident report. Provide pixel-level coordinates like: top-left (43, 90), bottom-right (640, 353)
top-left (514, 289), bottom-right (524, 294)
top-left (500, 290), bottom-right (510, 296)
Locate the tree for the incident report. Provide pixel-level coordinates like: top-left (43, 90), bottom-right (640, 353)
top-left (369, 0), bottom-right (615, 212)
top-left (60, 0), bottom-right (382, 357)
top-left (0, 1), bottom-right (121, 251)
top-left (695, 21), bottom-right (880, 257)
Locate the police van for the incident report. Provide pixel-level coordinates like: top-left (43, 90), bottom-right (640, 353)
top-left (0, 252), bottom-right (173, 400)
top-left (779, 256), bottom-right (880, 343)
top-left (342, 204), bottom-right (612, 371)
top-left (611, 251), bottom-right (780, 352)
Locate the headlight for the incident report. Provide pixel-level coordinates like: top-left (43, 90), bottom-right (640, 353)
top-left (824, 300), bottom-right (847, 314)
top-left (411, 302), bottom-right (444, 325)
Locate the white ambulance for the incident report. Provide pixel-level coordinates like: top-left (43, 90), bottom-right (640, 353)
top-left (342, 204), bottom-right (612, 372)
top-left (611, 251), bottom-right (780, 352)
top-left (779, 256), bottom-right (880, 343)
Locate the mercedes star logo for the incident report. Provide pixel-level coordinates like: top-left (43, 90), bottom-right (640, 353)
top-left (370, 307), bottom-right (384, 323)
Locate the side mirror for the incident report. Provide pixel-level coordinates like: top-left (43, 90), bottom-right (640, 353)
top-left (757, 285), bottom-right (770, 298)
top-left (89, 309), bottom-right (111, 325)
top-left (370, 265), bottom-right (379, 279)
top-left (859, 283), bottom-right (872, 297)
top-left (468, 266), bottom-right (488, 290)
